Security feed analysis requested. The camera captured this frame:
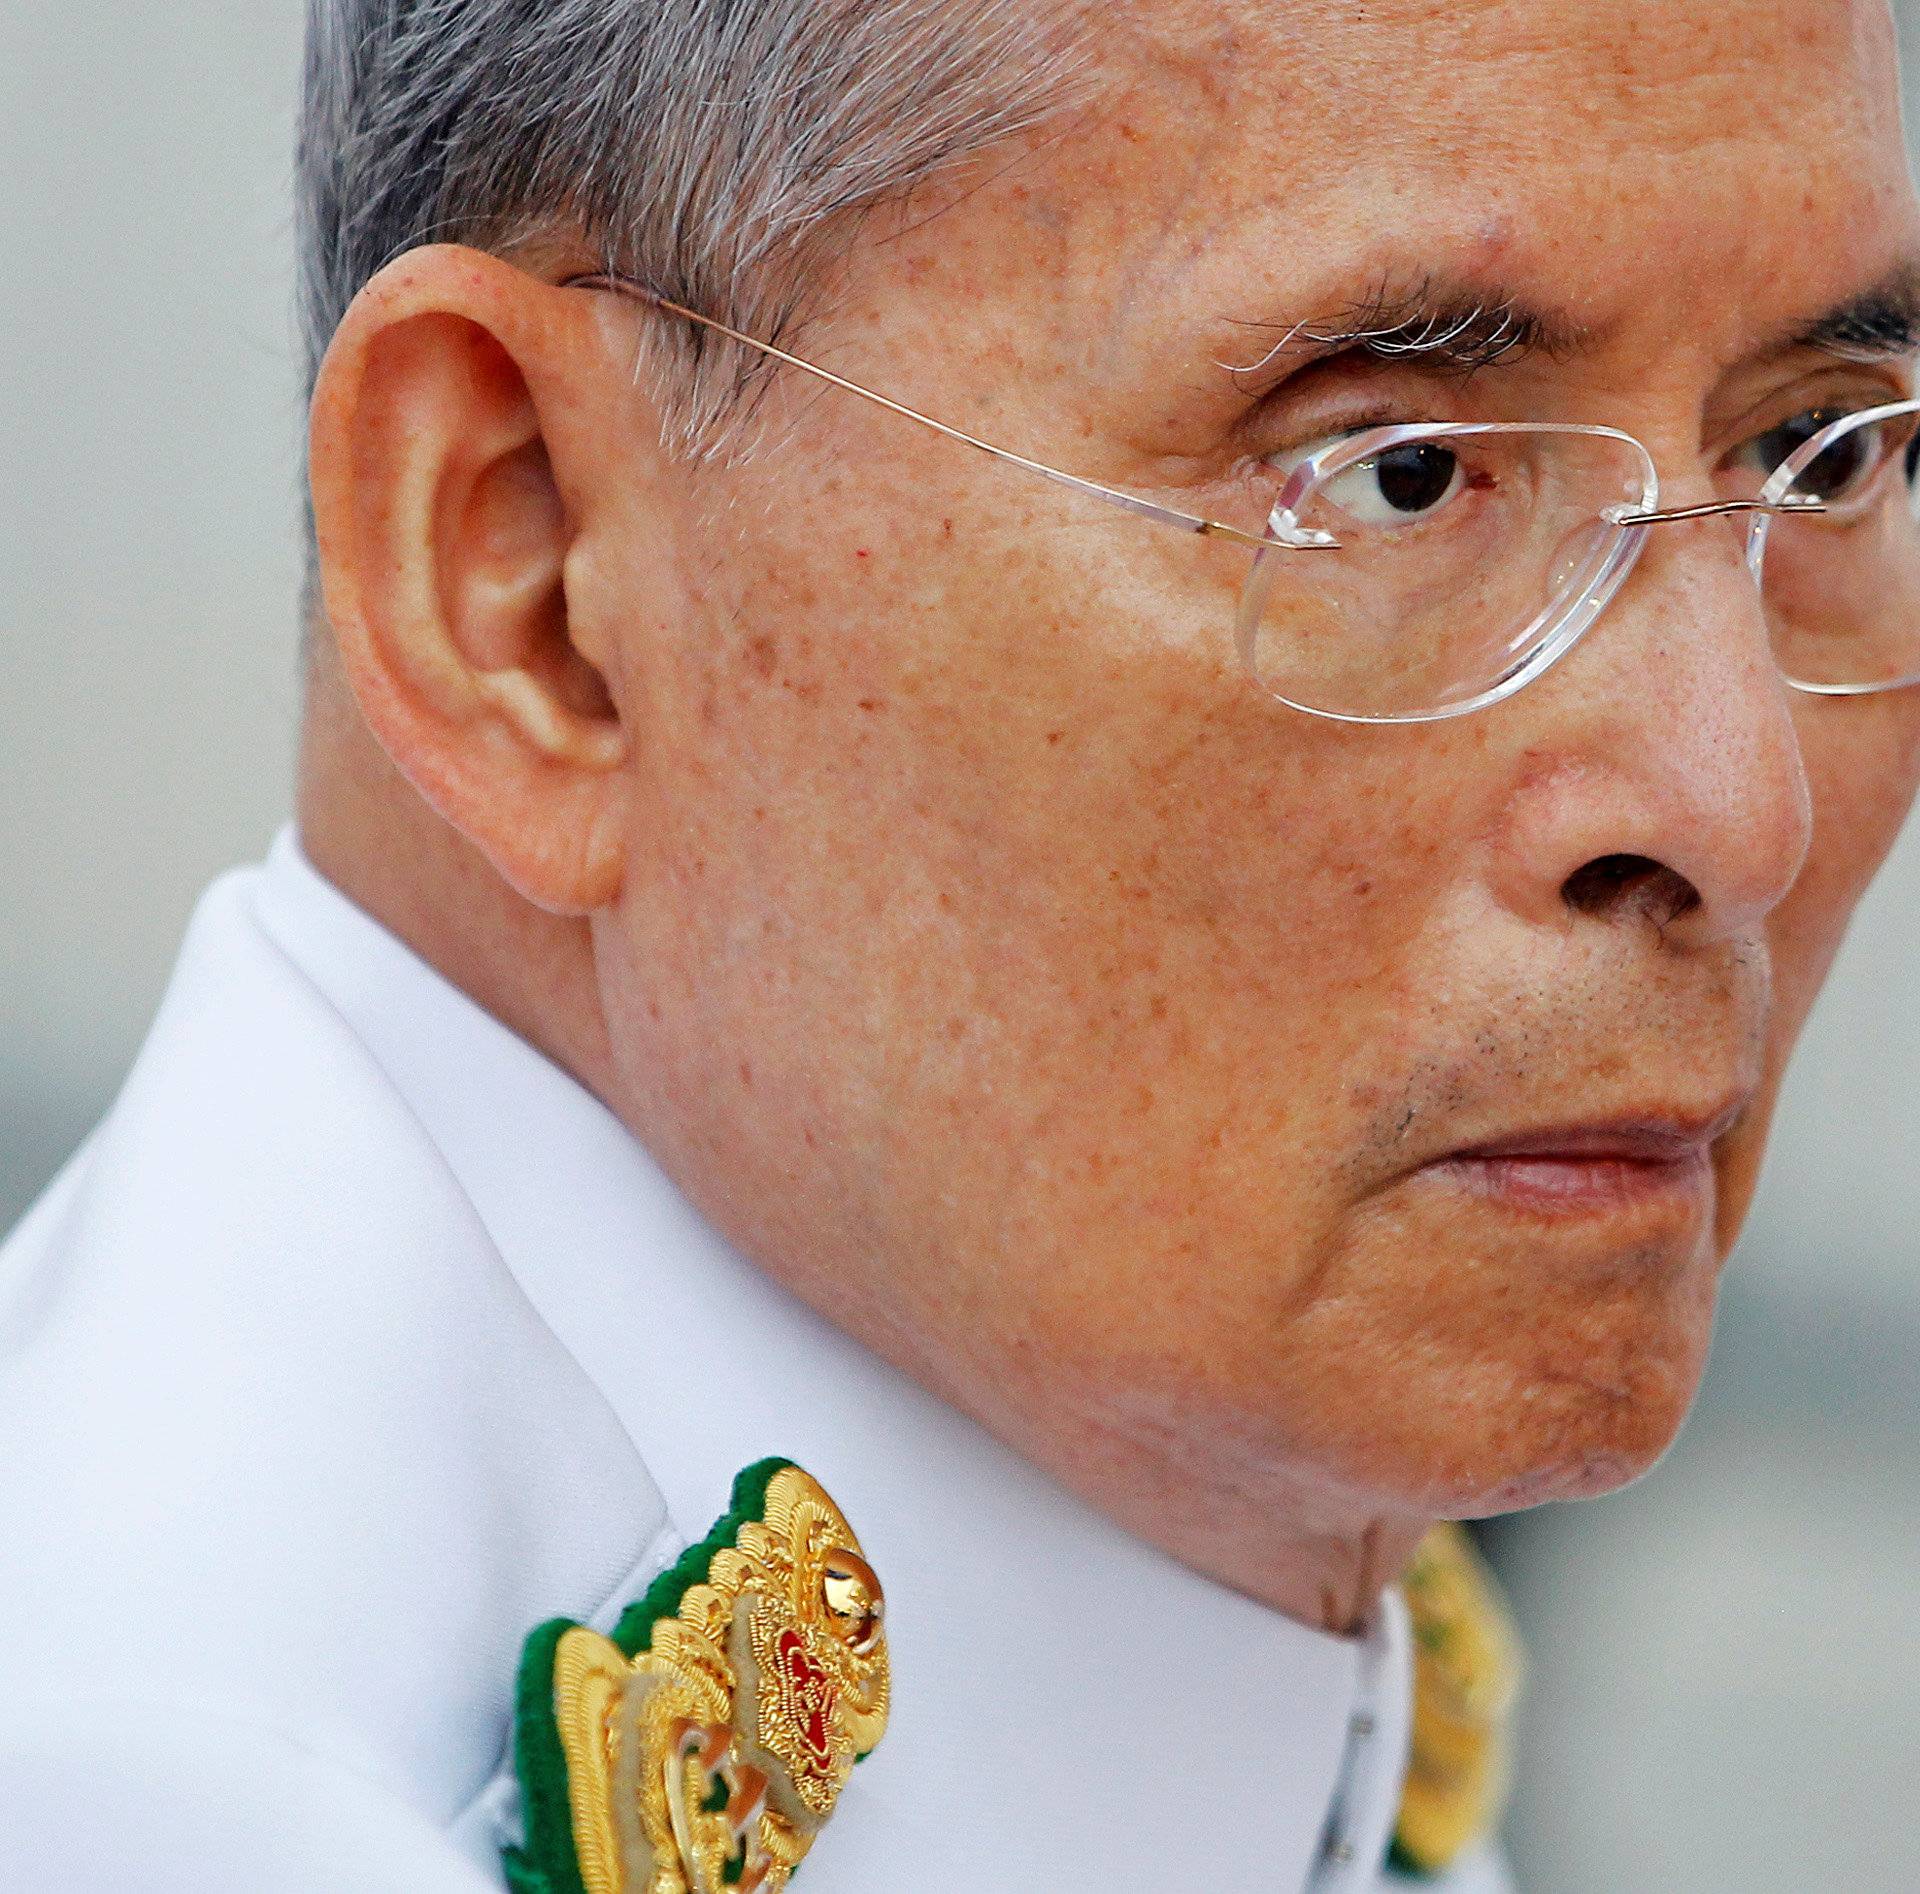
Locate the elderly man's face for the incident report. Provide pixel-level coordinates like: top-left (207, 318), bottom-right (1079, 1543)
top-left (575, 0), bottom-right (1920, 1560)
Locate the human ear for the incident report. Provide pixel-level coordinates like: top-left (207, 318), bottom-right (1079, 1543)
top-left (308, 243), bottom-right (631, 913)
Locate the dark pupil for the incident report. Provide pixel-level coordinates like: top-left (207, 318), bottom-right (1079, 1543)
top-left (1374, 442), bottom-right (1459, 514)
top-left (1760, 409), bottom-right (1867, 503)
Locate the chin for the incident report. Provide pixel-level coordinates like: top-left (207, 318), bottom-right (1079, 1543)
top-left (1411, 1323), bottom-right (1715, 1519)
top-left (1457, 1432), bottom-right (1691, 1515)
top-left (1272, 1257), bottom-right (1723, 1524)
top-left (1295, 1164), bottom-right (1731, 1520)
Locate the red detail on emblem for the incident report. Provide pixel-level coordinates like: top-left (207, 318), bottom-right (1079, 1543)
top-left (775, 1628), bottom-right (838, 1774)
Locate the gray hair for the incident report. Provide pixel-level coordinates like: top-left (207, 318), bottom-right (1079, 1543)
top-left (296, 0), bottom-right (1084, 450)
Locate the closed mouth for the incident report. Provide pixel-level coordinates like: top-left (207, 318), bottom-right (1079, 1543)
top-left (1427, 1104), bottom-right (1746, 1215)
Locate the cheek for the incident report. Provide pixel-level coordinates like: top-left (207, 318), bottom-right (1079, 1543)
top-left (1771, 693), bottom-right (1920, 1031)
top-left (614, 507), bottom-right (1468, 1330)
top-left (1705, 695), bottom-right (1920, 1247)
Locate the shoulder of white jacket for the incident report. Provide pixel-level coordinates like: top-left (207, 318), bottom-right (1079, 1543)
top-left (0, 1692), bottom-right (504, 1892)
top-left (0, 868), bottom-right (669, 1828)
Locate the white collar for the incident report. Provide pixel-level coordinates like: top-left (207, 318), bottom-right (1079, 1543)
top-left (251, 829), bottom-right (1414, 1890)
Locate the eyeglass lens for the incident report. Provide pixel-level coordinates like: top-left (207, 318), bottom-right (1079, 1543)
top-left (1236, 410), bottom-right (1920, 722)
top-left (1757, 405), bottom-right (1920, 694)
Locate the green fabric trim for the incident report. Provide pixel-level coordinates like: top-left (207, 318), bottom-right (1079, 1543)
top-left (502, 1617), bottom-right (589, 1894)
top-left (1387, 1835), bottom-right (1441, 1880)
top-left (503, 1851), bottom-right (562, 1894)
top-left (611, 1457), bottom-right (792, 1658)
top-left (500, 1458), bottom-right (797, 1894)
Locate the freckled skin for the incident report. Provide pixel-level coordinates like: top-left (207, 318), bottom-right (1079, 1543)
top-left (307, 0), bottom-right (1920, 1625)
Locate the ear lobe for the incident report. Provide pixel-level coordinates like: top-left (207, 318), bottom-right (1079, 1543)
top-left (309, 245), bottom-right (629, 915)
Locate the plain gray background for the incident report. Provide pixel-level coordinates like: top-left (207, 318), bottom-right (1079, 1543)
top-left (4, 8), bottom-right (1918, 1889)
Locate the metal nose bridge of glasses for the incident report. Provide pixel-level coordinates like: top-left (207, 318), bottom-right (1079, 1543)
top-left (564, 272), bottom-right (1826, 550)
top-left (1612, 497), bottom-right (1825, 527)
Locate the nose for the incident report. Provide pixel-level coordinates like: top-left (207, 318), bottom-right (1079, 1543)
top-left (1487, 515), bottom-right (1813, 948)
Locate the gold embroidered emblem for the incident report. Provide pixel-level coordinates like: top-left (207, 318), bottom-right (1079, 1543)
top-left (1392, 1523), bottom-right (1523, 1878)
top-left (506, 1461), bottom-right (889, 1894)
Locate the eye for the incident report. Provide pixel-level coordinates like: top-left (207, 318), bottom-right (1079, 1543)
top-left (1319, 439), bottom-right (1467, 526)
top-left (1735, 406), bottom-right (1895, 505)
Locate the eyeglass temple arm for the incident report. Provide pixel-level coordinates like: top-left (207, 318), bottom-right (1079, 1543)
top-left (564, 273), bottom-right (1307, 553)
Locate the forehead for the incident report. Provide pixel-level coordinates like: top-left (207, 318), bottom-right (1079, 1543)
top-left (1035, 0), bottom-right (1915, 368)
top-left (1111, 0), bottom-right (1900, 168)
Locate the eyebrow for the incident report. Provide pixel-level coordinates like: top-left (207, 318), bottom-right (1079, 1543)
top-left (1219, 275), bottom-right (1587, 388)
top-left (1792, 266), bottom-right (1920, 363)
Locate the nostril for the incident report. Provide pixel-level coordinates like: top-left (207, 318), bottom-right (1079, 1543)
top-left (1561, 853), bottom-right (1703, 926)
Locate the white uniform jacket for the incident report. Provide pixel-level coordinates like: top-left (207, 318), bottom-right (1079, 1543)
top-left (0, 835), bottom-right (1513, 1891)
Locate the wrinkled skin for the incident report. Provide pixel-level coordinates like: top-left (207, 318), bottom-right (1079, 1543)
top-left (304, 0), bottom-right (1920, 1626)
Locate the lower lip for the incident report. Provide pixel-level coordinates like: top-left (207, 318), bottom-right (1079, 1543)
top-left (1436, 1148), bottom-right (1714, 1215)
